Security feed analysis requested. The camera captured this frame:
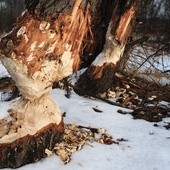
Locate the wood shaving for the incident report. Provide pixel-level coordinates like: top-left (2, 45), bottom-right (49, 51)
top-left (45, 149), bottom-right (53, 157)
top-left (53, 124), bottom-right (117, 164)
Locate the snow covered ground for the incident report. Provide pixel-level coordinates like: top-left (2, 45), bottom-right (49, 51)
top-left (0, 63), bottom-right (170, 170)
top-left (0, 61), bottom-right (9, 77)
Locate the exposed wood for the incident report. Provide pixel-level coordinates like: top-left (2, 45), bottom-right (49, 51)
top-left (75, 64), bottom-right (116, 95)
top-left (75, 0), bottom-right (141, 95)
top-left (0, 122), bottom-right (64, 169)
top-left (0, 0), bottom-right (93, 168)
top-left (80, 0), bottom-right (115, 68)
top-left (0, 92), bottom-right (64, 168)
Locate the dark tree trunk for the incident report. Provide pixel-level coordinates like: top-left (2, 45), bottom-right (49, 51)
top-left (75, 0), bottom-right (141, 96)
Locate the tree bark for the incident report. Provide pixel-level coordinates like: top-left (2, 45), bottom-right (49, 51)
top-left (75, 0), bottom-right (141, 96)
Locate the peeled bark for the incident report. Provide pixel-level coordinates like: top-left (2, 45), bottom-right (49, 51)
top-left (75, 0), bottom-right (141, 95)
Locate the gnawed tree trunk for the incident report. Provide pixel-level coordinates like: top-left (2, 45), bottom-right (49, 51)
top-left (75, 0), bottom-right (141, 96)
top-left (80, 0), bottom-right (116, 68)
top-left (0, 0), bottom-right (94, 168)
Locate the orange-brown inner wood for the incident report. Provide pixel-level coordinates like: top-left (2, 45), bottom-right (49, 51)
top-left (91, 63), bottom-right (115, 79)
top-left (8, 0), bottom-right (92, 75)
top-left (115, 4), bottom-right (137, 45)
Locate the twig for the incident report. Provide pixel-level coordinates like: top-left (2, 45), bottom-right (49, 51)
top-left (135, 45), bottom-right (166, 72)
top-left (163, 70), bottom-right (170, 73)
top-left (93, 95), bottom-right (130, 109)
top-left (78, 125), bottom-right (100, 133)
top-left (125, 36), bottom-right (149, 52)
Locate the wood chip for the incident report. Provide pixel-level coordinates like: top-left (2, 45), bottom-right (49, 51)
top-left (53, 124), bottom-right (118, 164)
top-left (45, 149), bottom-right (53, 157)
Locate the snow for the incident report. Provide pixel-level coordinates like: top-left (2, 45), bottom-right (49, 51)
top-left (0, 101), bottom-right (13, 119)
top-left (0, 64), bottom-right (170, 170)
top-left (0, 62), bottom-right (10, 102)
top-left (0, 61), bottom-right (9, 77)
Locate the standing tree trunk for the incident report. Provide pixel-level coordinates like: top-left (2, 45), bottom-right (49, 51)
top-left (0, 0), bottom-right (92, 168)
top-left (75, 0), bottom-right (141, 96)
